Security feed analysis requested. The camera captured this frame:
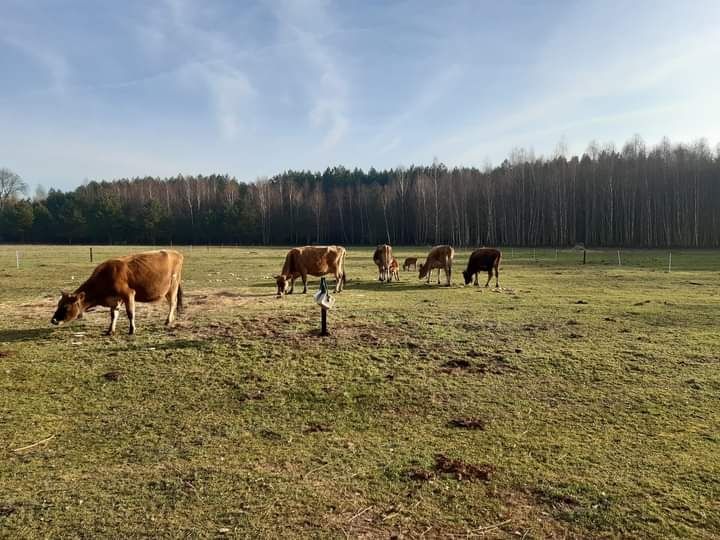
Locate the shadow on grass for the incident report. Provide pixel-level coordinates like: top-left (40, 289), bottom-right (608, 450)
top-left (347, 280), bottom-right (455, 292)
top-left (0, 327), bottom-right (55, 343)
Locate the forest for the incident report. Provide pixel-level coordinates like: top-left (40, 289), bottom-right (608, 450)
top-left (1, 137), bottom-right (719, 247)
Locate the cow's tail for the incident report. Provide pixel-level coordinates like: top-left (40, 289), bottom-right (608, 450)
top-left (176, 283), bottom-right (184, 314)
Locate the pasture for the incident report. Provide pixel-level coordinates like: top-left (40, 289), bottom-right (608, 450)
top-left (1, 245), bottom-right (719, 538)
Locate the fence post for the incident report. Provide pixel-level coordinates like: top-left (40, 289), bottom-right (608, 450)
top-left (90, 247), bottom-right (93, 263)
top-left (533, 248), bottom-right (536, 261)
top-left (617, 249), bottom-right (621, 266)
top-left (583, 249), bottom-right (587, 265)
top-left (16, 251), bottom-right (20, 269)
top-left (555, 248), bottom-right (558, 261)
top-left (668, 252), bottom-right (672, 273)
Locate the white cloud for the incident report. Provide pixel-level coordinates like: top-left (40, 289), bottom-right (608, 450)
top-left (270, 0), bottom-right (350, 150)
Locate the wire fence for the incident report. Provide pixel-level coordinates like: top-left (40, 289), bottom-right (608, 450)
top-left (1, 244), bottom-right (718, 273)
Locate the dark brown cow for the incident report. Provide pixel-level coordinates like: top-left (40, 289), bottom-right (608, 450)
top-left (51, 250), bottom-right (184, 335)
top-left (402, 257), bottom-right (417, 271)
top-left (462, 248), bottom-right (502, 288)
top-left (389, 257), bottom-right (400, 282)
top-left (372, 244), bottom-right (393, 282)
top-left (419, 245), bottom-right (455, 286)
top-left (276, 245), bottom-right (346, 296)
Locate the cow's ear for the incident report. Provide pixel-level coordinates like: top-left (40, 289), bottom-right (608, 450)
top-left (60, 290), bottom-right (68, 298)
top-left (76, 292), bottom-right (86, 303)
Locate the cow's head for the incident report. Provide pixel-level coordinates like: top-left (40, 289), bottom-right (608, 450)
top-left (51, 291), bottom-right (85, 326)
top-left (462, 270), bottom-right (472, 285)
top-left (418, 262), bottom-right (429, 279)
top-left (275, 275), bottom-right (289, 297)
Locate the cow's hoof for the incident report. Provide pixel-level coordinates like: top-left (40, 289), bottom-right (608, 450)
top-left (105, 331), bottom-right (114, 336)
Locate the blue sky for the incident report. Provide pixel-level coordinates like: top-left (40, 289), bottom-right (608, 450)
top-left (1, 0), bottom-right (719, 192)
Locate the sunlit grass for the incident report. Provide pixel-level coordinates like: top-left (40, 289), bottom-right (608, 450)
top-left (1, 245), bottom-right (719, 538)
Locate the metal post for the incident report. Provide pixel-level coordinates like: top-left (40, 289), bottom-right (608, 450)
top-left (583, 249), bottom-right (587, 265)
top-left (90, 247), bottom-right (93, 263)
top-left (320, 308), bottom-right (328, 336)
top-left (319, 277), bottom-right (329, 336)
top-left (617, 250), bottom-right (621, 266)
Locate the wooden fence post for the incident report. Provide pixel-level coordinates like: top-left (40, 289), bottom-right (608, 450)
top-left (583, 249), bottom-right (587, 265)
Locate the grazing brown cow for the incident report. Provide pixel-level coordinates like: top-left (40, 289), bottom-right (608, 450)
top-left (51, 250), bottom-right (184, 335)
top-left (402, 257), bottom-right (417, 271)
top-left (372, 244), bottom-right (393, 282)
top-left (276, 245), bottom-right (346, 296)
top-left (419, 245), bottom-right (455, 286)
top-left (389, 257), bottom-right (400, 282)
top-left (462, 248), bottom-right (502, 288)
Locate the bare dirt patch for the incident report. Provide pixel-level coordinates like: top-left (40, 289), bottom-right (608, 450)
top-left (102, 370), bottom-right (123, 382)
top-left (434, 454), bottom-right (494, 481)
top-left (448, 418), bottom-right (486, 430)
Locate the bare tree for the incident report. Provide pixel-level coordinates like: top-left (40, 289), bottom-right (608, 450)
top-left (0, 168), bottom-right (27, 209)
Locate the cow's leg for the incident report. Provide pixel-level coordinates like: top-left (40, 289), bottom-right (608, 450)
top-left (437, 269), bottom-right (441, 284)
top-left (106, 306), bottom-right (120, 336)
top-left (125, 290), bottom-right (137, 335)
top-left (334, 269), bottom-right (342, 292)
top-left (165, 285), bottom-right (178, 325)
top-left (474, 273), bottom-right (479, 286)
top-left (446, 265), bottom-right (452, 286)
top-left (494, 266), bottom-right (500, 288)
top-left (301, 272), bottom-right (308, 294)
top-left (288, 277), bottom-right (295, 294)
top-left (485, 270), bottom-right (492, 287)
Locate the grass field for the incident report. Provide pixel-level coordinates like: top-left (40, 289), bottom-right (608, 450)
top-left (1, 245), bottom-right (719, 539)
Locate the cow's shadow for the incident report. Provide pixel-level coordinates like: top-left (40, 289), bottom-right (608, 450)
top-left (0, 327), bottom-right (55, 343)
top-left (347, 280), bottom-right (458, 292)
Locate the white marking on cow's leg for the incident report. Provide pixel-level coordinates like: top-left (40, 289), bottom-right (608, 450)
top-left (106, 307), bottom-right (119, 335)
top-left (125, 291), bottom-right (136, 335)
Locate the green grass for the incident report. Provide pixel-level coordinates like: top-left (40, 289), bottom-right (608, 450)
top-left (1, 245), bottom-right (719, 538)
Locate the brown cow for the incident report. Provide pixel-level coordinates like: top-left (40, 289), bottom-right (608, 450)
top-left (51, 250), bottom-right (184, 335)
top-left (402, 257), bottom-right (417, 271)
top-left (389, 257), bottom-right (400, 282)
top-left (462, 248), bottom-right (502, 288)
top-left (372, 244), bottom-right (392, 282)
top-left (419, 245), bottom-right (455, 286)
top-left (276, 245), bottom-right (346, 296)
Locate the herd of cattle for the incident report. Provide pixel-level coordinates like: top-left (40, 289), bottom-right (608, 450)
top-left (50, 245), bottom-right (502, 335)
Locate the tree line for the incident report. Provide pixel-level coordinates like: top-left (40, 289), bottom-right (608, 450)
top-left (1, 137), bottom-right (719, 247)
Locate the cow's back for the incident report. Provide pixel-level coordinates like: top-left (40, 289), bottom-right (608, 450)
top-left (124, 250), bottom-right (182, 302)
top-left (290, 246), bottom-right (344, 276)
top-left (468, 248), bottom-right (501, 271)
top-left (428, 245), bottom-right (454, 264)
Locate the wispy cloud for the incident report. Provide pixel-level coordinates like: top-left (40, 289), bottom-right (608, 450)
top-left (0, 32), bottom-right (69, 94)
top-left (133, 0), bottom-right (256, 139)
top-left (270, 0), bottom-right (350, 150)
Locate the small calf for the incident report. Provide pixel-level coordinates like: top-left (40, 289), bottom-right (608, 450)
top-left (402, 257), bottom-right (417, 271)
